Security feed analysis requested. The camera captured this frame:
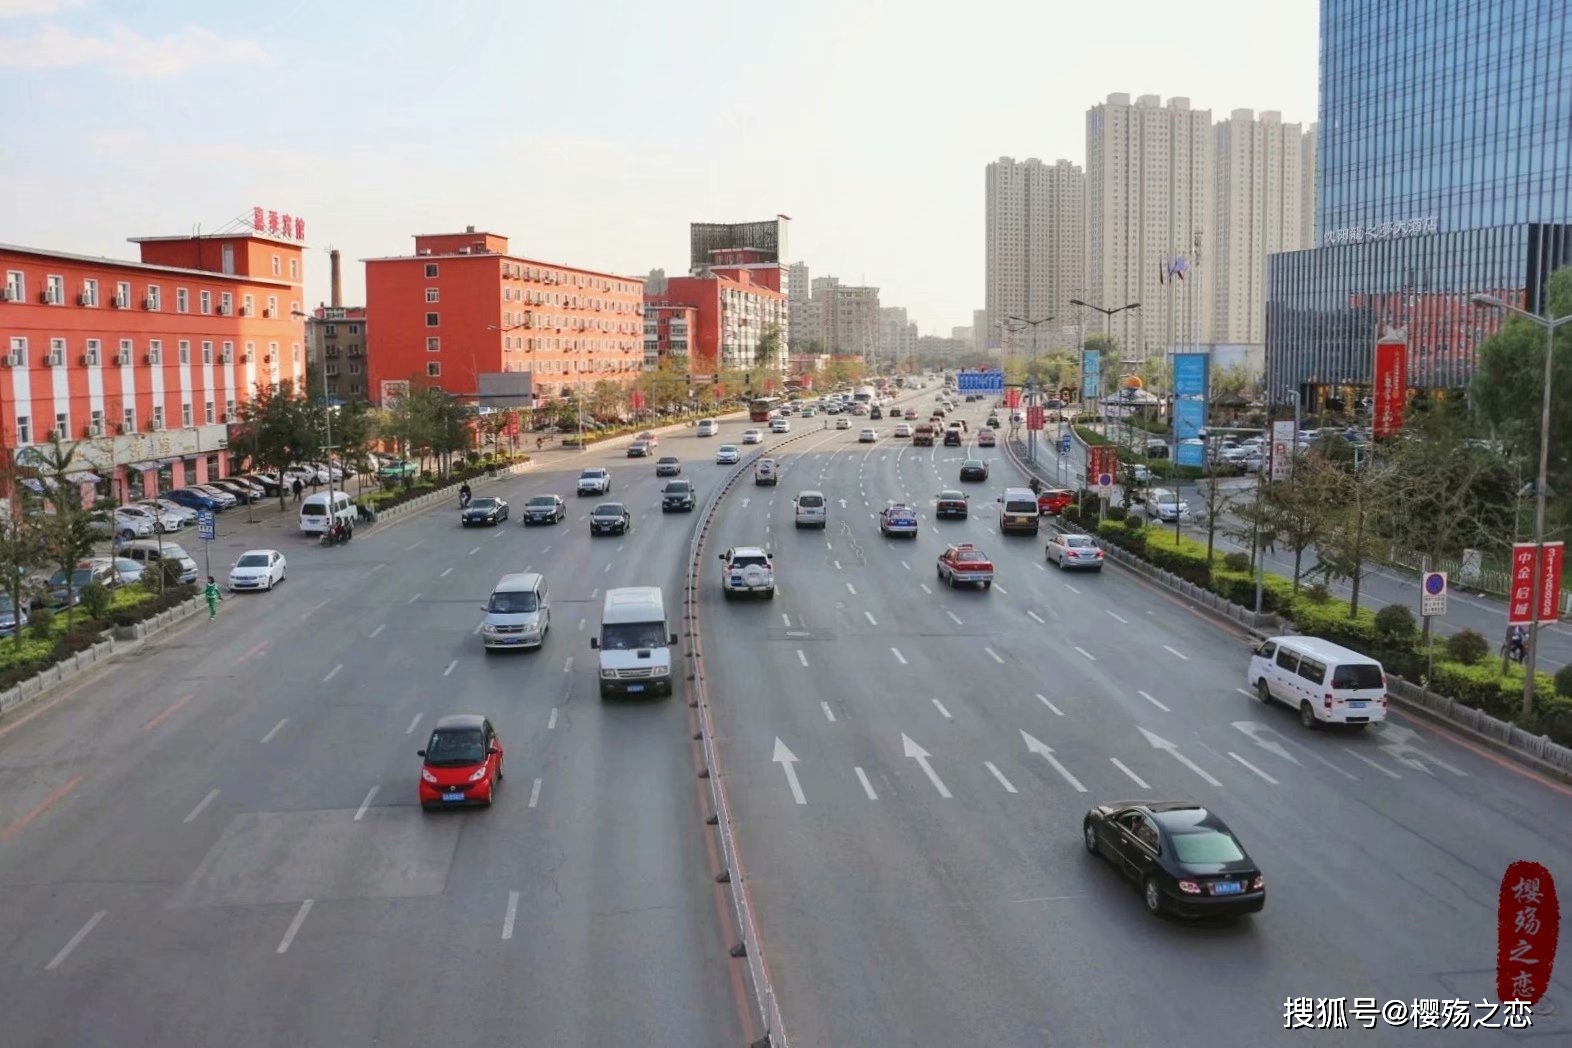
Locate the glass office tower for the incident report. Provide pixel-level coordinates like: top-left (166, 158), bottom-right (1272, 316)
top-left (1267, 0), bottom-right (1572, 402)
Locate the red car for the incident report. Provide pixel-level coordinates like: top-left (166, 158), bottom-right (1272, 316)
top-left (418, 714), bottom-right (505, 811)
top-left (937, 543), bottom-right (995, 589)
top-left (977, 429), bottom-right (996, 447)
top-left (1038, 488), bottom-right (1074, 516)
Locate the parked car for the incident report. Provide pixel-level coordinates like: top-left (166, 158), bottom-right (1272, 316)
top-left (162, 488), bottom-right (223, 512)
top-left (88, 507), bottom-right (156, 541)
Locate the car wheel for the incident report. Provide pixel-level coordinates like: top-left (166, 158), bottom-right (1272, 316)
top-left (120, 529), bottom-right (135, 540)
top-left (1083, 819), bottom-right (1099, 855)
top-left (947, 572), bottom-right (956, 588)
top-left (481, 778), bottom-right (495, 807)
top-left (1143, 876), bottom-right (1165, 916)
top-left (265, 576), bottom-right (274, 591)
top-left (983, 580), bottom-right (992, 589)
top-left (765, 588), bottom-right (776, 600)
top-left (1300, 701), bottom-right (1319, 729)
top-left (1256, 679), bottom-right (1273, 705)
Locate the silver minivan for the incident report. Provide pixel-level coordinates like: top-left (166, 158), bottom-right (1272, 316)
top-left (118, 540), bottom-right (199, 585)
top-left (480, 572), bottom-right (550, 650)
top-left (793, 490), bottom-right (827, 528)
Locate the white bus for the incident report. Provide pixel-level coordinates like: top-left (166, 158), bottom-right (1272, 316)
top-left (853, 386), bottom-right (877, 405)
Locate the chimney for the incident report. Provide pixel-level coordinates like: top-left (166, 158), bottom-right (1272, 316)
top-left (330, 249), bottom-right (343, 308)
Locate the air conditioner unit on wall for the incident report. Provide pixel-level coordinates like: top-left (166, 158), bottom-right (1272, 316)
top-left (263, 308), bottom-right (275, 318)
top-left (43, 352), bottom-right (62, 367)
top-left (112, 295), bottom-right (129, 308)
top-left (143, 297), bottom-right (157, 310)
top-left (115, 351), bottom-right (130, 365)
top-left (78, 293), bottom-right (94, 306)
top-left (118, 422), bottom-right (130, 434)
top-left (221, 351), bottom-right (232, 363)
top-left (86, 423), bottom-right (102, 438)
top-left (148, 419), bottom-right (163, 432)
top-left (1, 352), bottom-right (18, 367)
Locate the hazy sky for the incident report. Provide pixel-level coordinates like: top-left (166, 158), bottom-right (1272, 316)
top-left (0, 0), bottom-right (1319, 335)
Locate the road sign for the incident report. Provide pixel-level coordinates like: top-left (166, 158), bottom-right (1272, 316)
top-left (1026, 406), bottom-right (1045, 431)
top-left (1097, 471), bottom-right (1114, 488)
top-left (956, 369), bottom-right (1004, 394)
top-left (1420, 571), bottom-right (1447, 617)
top-left (1059, 435), bottom-right (1072, 455)
top-left (197, 510), bottom-right (216, 542)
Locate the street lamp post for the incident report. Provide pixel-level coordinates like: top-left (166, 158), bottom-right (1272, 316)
top-left (1007, 315), bottom-right (1054, 464)
top-left (290, 309), bottom-right (336, 490)
top-left (1069, 299), bottom-right (1141, 476)
top-left (1471, 293), bottom-right (1572, 715)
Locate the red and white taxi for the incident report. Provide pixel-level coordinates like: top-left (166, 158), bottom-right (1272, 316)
top-left (936, 543), bottom-right (995, 589)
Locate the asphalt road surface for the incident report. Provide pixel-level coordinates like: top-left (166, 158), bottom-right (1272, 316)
top-left (0, 412), bottom-right (797, 1048)
top-left (699, 394), bottom-right (1572, 1047)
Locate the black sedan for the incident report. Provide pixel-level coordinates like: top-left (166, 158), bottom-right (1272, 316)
top-left (589, 502), bottom-right (633, 535)
top-left (521, 494), bottom-right (566, 526)
top-left (1083, 801), bottom-right (1265, 918)
top-left (461, 496), bottom-right (509, 527)
top-left (655, 456), bottom-right (682, 477)
top-left (934, 490), bottom-right (969, 519)
top-left (662, 480), bottom-right (695, 512)
top-left (959, 459), bottom-right (989, 482)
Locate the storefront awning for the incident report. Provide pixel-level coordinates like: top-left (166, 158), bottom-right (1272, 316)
top-left (65, 471), bottom-right (102, 484)
top-left (129, 461), bottom-right (159, 471)
top-left (157, 457), bottom-right (181, 466)
top-left (20, 477), bottom-right (57, 492)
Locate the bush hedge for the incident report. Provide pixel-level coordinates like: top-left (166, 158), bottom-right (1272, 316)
top-left (0, 580), bottom-right (197, 691)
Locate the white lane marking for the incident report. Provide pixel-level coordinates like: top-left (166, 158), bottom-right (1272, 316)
top-left (826, 541), bottom-right (833, 550)
top-left (405, 713), bottom-right (423, 735)
top-left (368, 624), bottom-right (386, 639)
top-left (603, 563), bottom-right (611, 573)
top-left (502, 891), bottom-right (520, 940)
top-left (616, 543), bottom-right (624, 553)
top-left (821, 702), bottom-right (836, 722)
top-left (944, 609), bottom-right (963, 625)
top-left (578, 618), bottom-right (586, 631)
top-left (854, 767), bottom-right (878, 799)
top-left (407, 592), bottom-right (422, 604)
top-left (1346, 749), bottom-right (1402, 779)
top-left (322, 664), bottom-right (343, 683)
top-left (590, 588), bottom-right (598, 599)
top-left (984, 646), bottom-right (1005, 664)
top-left (473, 621), bottom-right (484, 635)
top-left (1424, 753), bottom-right (1470, 777)
top-left (563, 656), bottom-right (574, 674)
top-left (1111, 758), bottom-right (1151, 789)
top-left (797, 649), bottom-right (809, 667)
top-left (1036, 694), bottom-right (1064, 716)
top-left (528, 778), bottom-right (542, 808)
top-left (1236, 688), bottom-right (1256, 699)
top-left (354, 786), bottom-right (379, 821)
top-left (1074, 646), bottom-right (1096, 661)
top-left (440, 567), bottom-right (453, 578)
top-left (443, 660), bottom-right (457, 678)
top-left (901, 560), bottom-right (911, 570)
top-left (45, 910), bottom-right (107, 971)
top-left (834, 560), bottom-right (844, 571)
top-left (891, 647), bottom-right (908, 665)
top-left (260, 719), bottom-right (287, 744)
top-left (1139, 690), bottom-right (1170, 712)
top-left (1228, 752), bottom-right (1281, 785)
top-left (406, 540), bottom-right (424, 551)
top-left (920, 583), bottom-right (931, 594)
top-left (984, 761), bottom-right (1019, 793)
top-left (1106, 610), bottom-right (1128, 624)
top-left (994, 583), bottom-right (1008, 594)
top-left (276, 900), bottom-right (314, 954)
top-left (932, 699), bottom-right (952, 719)
top-left (547, 708), bottom-right (558, 730)
top-left (365, 563), bottom-right (387, 577)
top-left (469, 546), bottom-right (481, 556)
top-left (781, 613), bottom-right (791, 627)
top-left (1162, 645), bottom-right (1189, 661)
top-left (1026, 610), bottom-right (1045, 624)
top-left (183, 788), bottom-right (220, 824)
top-left (846, 582), bottom-right (857, 594)
top-left (1034, 562), bottom-right (1046, 571)
top-left (864, 610), bottom-right (878, 626)
top-left (1063, 582), bottom-right (1081, 594)
top-left (1139, 727), bottom-right (1223, 787)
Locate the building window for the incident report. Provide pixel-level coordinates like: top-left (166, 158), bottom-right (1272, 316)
top-left (84, 339), bottom-right (100, 366)
top-left (114, 280), bottom-right (130, 308)
top-left (176, 287), bottom-right (189, 313)
top-left (425, 262), bottom-right (439, 278)
top-left (145, 285), bottom-right (161, 310)
top-left (147, 339), bottom-right (162, 364)
top-left (81, 278), bottom-right (99, 307)
top-left (202, 340), bottom-right (213, 364)
top-left (53, 411), bottom-right (68, 440)
top-left (90, 409), bottom-right (104, 436)
top-left (349, 324), bottom-right (360, 335)
top-left (245, 341), bottom-right (255, 361)
top-left (289, 258), bottom-right (298, 279)
top-left (426, 337), bottom-right (441, 352)
top-left (178, 340), bottom-right (190, 365)
top-left (266, 295), bottom-right (278, 317)
top-left (16, 415), bottom-right (29, 445)
top-left (203, 401), bottom-right (215, 426)
top-left (4, 270), bottom-right (22, 301)
top-left (425, 288), bottom-right (439, 303)
top-left (225, 398), bottom-right (236, 420)
top-left (118, 338), bottom-right (131, 362)
top-left (349, 362), bottom-right (362, 376)
top-left (220, 291), bottom-right (233, 315)
top-left (324, 324), bottom-right (337, 337)
top-left (426, 361), bottom-right (441, 377)
top-left (426, 312), bottom-right (439, 327)
top-left (271, 254), bottom-right (281, 276)
top-left (182, 403), bottom-right (194, 428)
top-left (122, 407), bottom-right (135, 433)
top-left (199, 289), bottom-right (212, 314)
top-left (45, 274), bottom-right (64, 304)
top-left (152, 406), bottom-right (164, 430)
top-left (242, 294), bottom-right (255, 317)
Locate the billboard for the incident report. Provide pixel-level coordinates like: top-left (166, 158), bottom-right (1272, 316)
top-left (1172, 352), bottom-right (1210, 468)
top-left (1373, 335), bottom-right (1408, 438)
top-left (1080, 349), bottom-right (1102, 401)
top-left (1269, 419), bottom-right (1297, 483)
top-left (690, 217), bottom-right (788, 270)
top-left (476, 371), bottom-right (534, 409)
top-left (1509, 541), bottom-right (1565, 625)
top-left (379, 380), bottom-right (410, 407)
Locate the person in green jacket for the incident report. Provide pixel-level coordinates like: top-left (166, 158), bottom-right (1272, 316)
top-left (204, 576), bottom-right (224, 619)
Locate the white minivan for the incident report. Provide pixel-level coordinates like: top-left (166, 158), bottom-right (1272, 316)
top-left (481, 572), bottom-right (550, 651)
top-left (299, 490), bottom-right (356, 535)
top-left (590, 587), bottom-right (677, 699)
top-left (118, 540), bottom-right (199, 585)
top-left (793, 490), bottom-right (827, 529)
top-left (696, 419), bottom-right (719, 437)
top-left (1247, 635), bottom-right (1389, 729)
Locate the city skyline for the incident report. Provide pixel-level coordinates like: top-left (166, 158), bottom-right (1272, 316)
top-left (0, 0), bottom-right (1318, 337)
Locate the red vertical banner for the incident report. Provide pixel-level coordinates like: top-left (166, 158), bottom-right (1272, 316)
top-left (1372, 338), bottom-right (1408, 438)
top-left (1004, 388), bottom-right (1022, 409)
top-left (1496, 860), bottom-right (1559, 1006)
top-left (1540, 541), bottom-right (1565, 622)
top-left (1509, 542), bottom-right (1565, 624)
top-left (629, 390), bottom-right (646, 411)
top-left (1026, 406), bottom-right (1045, 430)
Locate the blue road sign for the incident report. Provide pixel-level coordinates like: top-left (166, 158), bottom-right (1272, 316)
top-left (1059, 435), bottom-right (1072, 454)
top-left (197, 510), bottom-right (216, 542)
top-left (956, 370), bottom-right (1004, 394)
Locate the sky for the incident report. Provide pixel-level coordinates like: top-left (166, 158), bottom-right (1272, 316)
top-left (0, 0), bottom-right (1320, 336)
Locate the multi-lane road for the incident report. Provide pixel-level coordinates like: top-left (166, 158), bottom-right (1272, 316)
top-left (2, 389), bottom-right (1569, 1047)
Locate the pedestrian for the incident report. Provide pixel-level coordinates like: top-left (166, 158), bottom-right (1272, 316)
top-left (204, 576), bottom-right (224, 619)
top-left (291, 477), bottom-right (304, 503)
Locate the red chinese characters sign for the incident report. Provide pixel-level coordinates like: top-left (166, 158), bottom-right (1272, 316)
top-left (628, 391), bottom-right (646, 411)
top-left (1088, 445), bottom-right (1120, 482)
top-left (1497, 860), bottom-right (1559, 1006)
top-left (1004, 388), bottom-right (1022, 409)
top-left (1372, 337), bottom-right (1407, 438)
top-left (252, 206), bottom-right (306, 240)
top-left (1508, 542), bottom-right (1565, 624)
top-left (1025, 406), bottom-right (1045, 431)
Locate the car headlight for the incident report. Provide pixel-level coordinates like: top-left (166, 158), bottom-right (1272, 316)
top-left (421, 769), bottom-right (438, 784)
top-left (601, 668), bottom-right (617, 678)
top-left (467, 766), bottom-right (489, 782)
top-left (482, 624), bottom-right (501, 634)
top-left (652, 665), bottom-right (670, 677)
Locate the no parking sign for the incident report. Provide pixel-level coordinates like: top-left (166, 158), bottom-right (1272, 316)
top-left (1421, 571), bottom-right (1447, 617)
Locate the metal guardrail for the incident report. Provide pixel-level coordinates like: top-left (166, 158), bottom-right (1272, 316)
top-left (684, 429), bottom-right (821, 1048)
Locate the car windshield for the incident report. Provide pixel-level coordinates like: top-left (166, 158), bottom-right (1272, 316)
top-left (236, 554), bottom-right (270, 568)
top-left (798, 495), bottom-right (824, 508)
top-left (424, 729), bottom-right (486, 767)
top-left (49, 569), bottom-right (96, 588)
top-left (666, 482), bottom-right (690, 493)
top-left (489, 591), bottom-right (538, 613)
top-left (659, 457), bottom-right (677, 464)
top-left (581, 470), bottom-right (606, 479)
top-left (601, 622), bottom-right (668, 649)
top-left (964, 460), bottom-right (983, 468)
top-left (719, 446), bottom-right (738, 454)
top-left (955, 548), bottom-right (989, 562)
top-left (1065, 536), bottom-right (1095, 548)
top-left (1004, 500), bottom-right (1037, 514)
top-left (939, 491), bottom-right (965, 501)
top-left (1332, 663), bottom-right (1385, 689)
top-left (527, 497), bottom-right (557, 509)
top-left (1171, 829), bottom-right (1247, 864)
top-left (592, 504), bottom-right (623, 516)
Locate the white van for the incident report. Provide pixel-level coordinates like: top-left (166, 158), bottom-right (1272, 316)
top-left (1247, 635), bottom-right (1389, 729)
top-left (590, 587), bottom-right (677, 699)
top-left (480, 572), bottom-right (550, 650)
top-left (118, 540), bottom-right (199, 585)
top-left (696, 419), bottom-right (719, 437)
top-left (997, 487), bottom-right (1040, 535)
top-left (793, 490), bottom-right (827, 528)
top-left (755, 458), bottom-right (779, 486)
top-left (299, 490), bottom-right (356, 535)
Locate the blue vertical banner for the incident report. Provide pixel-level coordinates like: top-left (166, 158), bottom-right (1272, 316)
top-left (1172, 353), bottom-right (1210, 468)
top-left (1080, 349), bottom-right (1102, 402)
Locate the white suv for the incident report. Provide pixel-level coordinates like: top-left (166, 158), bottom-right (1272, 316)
top-left (719, 546), bottom-right (775, 599)
top-left (577, 468), bottom-right (611, 496)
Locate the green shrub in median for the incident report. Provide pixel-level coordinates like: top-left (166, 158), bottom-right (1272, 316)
top-left (1445, 629), bottom-right (1490, 666)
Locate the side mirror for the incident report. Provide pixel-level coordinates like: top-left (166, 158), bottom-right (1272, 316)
top-left (488, 746), bottom-right (500, 756)
top-left (480, 603), bottom-right (489, 610)
top-left (669, 633), bottom-right (679, 646)
top-left (590, 637), bottom-right (600, 649)
top-left (718, 553), bottom-right (726, 562)
top-left (416, 749), bottom-right (427, 758)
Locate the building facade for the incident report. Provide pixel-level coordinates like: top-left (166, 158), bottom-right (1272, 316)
top-left (1085, 94), bottom-right (1214, 359)
top-left (810, 277), bottom-right (881, 360)
top-left (786, 261), bottom-right (812, 348)
top-left (642, 302), bottom-right (698, 369)
top-left (363, 227), bottom-right (645, 405)
top-left (879, 306), bottom-right (920, 364)
top-left (972, 308), bottom-right (988, 352)
top-left (1, 227), bottom-right (306, 502)
top-left (303, 306), bottom-right (368, 403)
top-left (986, 157), bottom-right (1085, 357)
top-left (1266, 0), bottom-right (1572, 399)
top-left (645, 270), bottom-right (787, 375)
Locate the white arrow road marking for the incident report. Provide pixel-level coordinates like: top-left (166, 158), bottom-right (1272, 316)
top-left (773, 738), bottom-right (807, 804)
top-left (502, 891), bottom-right (520, 940)
top-left (797, 649), bottom-right (809, 667)
top-left (1110, 758), bottom-right (1150, 789)
top-left (741, 497), bottom-right (750, 508)
top-left (1036, 694), bottom-right (1064, 716)
top-left (1228, 752), bottom-right (1280, 785)
top-left (891, 648), bottom-right (907, 664)
top-left (45, 910), bottom-right (108, 971)
top-left (1344, 748), bottom-right (1402, 779)
top-left (838, 498), bottom-right (848, 508)
top-left (984, 761), bottom-right (1018, 793)
top-left (984, 646), bottom-right (1005, 664)
top-left (1162, 645), bottom-right (1189, 660)
top-left (1106, 610), bottom-right (1128, 624)
top-left (1020, 730), bottom-right (1087, 792)
top-left (902, 734), bottom-right (951, 798)
top-left (1138, 726), bottom-right (1222, 787)
top-left (932, 699), bottom-right (952, 719)
top-left (821, 702), bottom-right (836, 722)
top-left (1074, 646), bottom-right (1096, 661)
top-left (1230, 721), bottom-right (1303, 765)
top-left (276, 900), bottom-right (314, 954)
top-left (1138, 690), bottom-right (1170, 712)
top-left (1377, 723), bottom-right (1467, 776)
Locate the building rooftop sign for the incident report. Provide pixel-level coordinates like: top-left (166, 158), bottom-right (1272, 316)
top-left (1322, 216), bottom-right (1438, 246)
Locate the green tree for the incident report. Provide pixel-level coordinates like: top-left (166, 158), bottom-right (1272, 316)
top-left (1310, 454), bottom-right (1397, 617)
top-left (25, 439), bottom-right (105, 625)
top-left (588, 380), bottom-right (623, 421)
top-left (0, 479), bottom-right (43, 649)
top-left (636, 358), bottom-right (692, 413)
top-left (755, 325), bottom-right (783, 369)
top-left (1261, 461), bottom-right (1340, 593)
top-left (330, 398), bottom-right (377, 481)
top-left (234, 380), bottom-right (317, 509)
top-left (1212, 363), bottom-right (1256, 400)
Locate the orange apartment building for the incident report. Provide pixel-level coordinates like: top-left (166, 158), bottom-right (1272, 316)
top-left (0, 224), bottom-right (306, 504)
top-left (363, 227), bottom-right (645, 405)
top-left (644, 268), bottom-right (788, 377)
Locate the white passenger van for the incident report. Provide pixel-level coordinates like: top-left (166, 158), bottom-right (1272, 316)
top-left (480, 572), bottom-right (550, 651)
top-left (298, 490), bottom-right (356, 535)
top-left (997, 486), bottom-right (1041, 535)
top-left (1247, 635), bottom-right (1389, 729)
top-left (590, 587), bottom-right (678, 699)
top-left (696, 419), bottom-right (719, 437)
top-left (793, 490), bottom-right (827, 528)
top-left (118, 540), bottom-right (199, 585)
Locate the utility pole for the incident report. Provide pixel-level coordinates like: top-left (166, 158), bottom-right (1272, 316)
top-left (1008, 315), bottom-right (1054, 465)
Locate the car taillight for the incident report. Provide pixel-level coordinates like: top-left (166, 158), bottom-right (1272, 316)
top-left (1095, 551), bottom-right (1104, 558)
top-left (1251, 875), bottom-right (1265, 890)
top-left (1177, 880), bottom-right (1202, 895)
top-left (1324, 693), bottom-right (1333, 709)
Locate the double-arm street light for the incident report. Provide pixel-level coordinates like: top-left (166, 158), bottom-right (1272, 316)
top-left (1007, 314), bottom-right (1055, 464)
top-left (1471, 292), bottom-right (1572, 715)
top-left (1069, 299), bottom-right (1141, 461)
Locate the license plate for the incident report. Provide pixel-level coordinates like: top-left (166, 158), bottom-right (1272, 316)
top-left (1349, 701), bottom-right (1367, 709)
top-left (442, 792), bottom-right (464, 802)
top-left (1213, 881), bottom-right (1242, 894)
top-left (626, 684), bottom-right (645, 693)
top-left (503, 638), bottom-right (520, 645)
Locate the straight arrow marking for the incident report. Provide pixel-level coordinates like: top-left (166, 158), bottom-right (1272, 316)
top-left (1020, 729), bottom-right (1087, 792)
top-left (773, 737), bottom-right (807, 804)
top-left (1228, 752), bottom-right (1280, 785)
top-left (901, 733), bottom-right (951, 798)
top-left (1138, 726), bottom-right (1221, 787)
